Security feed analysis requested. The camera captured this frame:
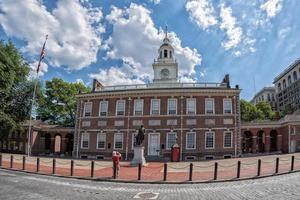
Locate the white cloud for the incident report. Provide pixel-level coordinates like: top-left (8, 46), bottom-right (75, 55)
top-left (260, 0), bottom-right (283, 18)
top-left (97, 3), bottom-right (201, 85)
top-left (185, 0), bottom-right (218, 30)
top-left (278, 27), bottom-right (291, 39)
top-left (28, 61), bottom-right (48, 79)
top-left (0, 0), bottom-right (104, 70)
top-left (219, 4), bottom-right (243, 50)
top-left (149, 0), bottom-right (161, 4)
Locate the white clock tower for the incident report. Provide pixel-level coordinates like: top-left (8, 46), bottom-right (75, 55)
top-left (153, 27), bottom-right (178, 84)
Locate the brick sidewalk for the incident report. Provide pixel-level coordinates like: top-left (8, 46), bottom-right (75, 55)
top-left (1, 153), bottom-right (300, 182)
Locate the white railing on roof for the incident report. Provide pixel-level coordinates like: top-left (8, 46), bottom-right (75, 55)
top-left (95, 82), bottom-right (227, 92)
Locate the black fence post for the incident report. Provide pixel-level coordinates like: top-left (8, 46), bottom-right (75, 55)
top-left (113, 162), bottom-right (117, 179)
top-left (275, 157), bottom-right (279, 174)
top-left (70, 160), bottom-right (74, 176)
top-left (257, 159), bottom-right (261, 177)
top-left (189, 163), bottom-right (193, 181)
top-left (0, 154), bottom-right (2, 167)
top-left (138, 163), bottom-right (142, 181)
top-left (91, 161), bottom-right (95, 178)
top-left (36, 158), bottom-right (40, 172)
top-left (52, 158), bottom-right (56, 174)
top-left (214, 162), bottom-right (218, 180)
top-left (237, 161), bottom-right (241, 179)
top-left (291, 156), bottom-right (295, 172)
top-left (163, 163), bottom-right (167, 181)
top-left (10, 155), bottom-right (13, 168)
top-left (22, 156), bottom-right (26, 170)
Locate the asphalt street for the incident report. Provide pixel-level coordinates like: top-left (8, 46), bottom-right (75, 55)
top-left (0, 168), bottom-right (300, 200)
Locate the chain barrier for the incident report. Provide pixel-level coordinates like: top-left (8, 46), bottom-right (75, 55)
top-left (13, 157), bottom-right (23, 161)
top-left (40, 159), bottom-right (53, 164)
top-left (294, 157), bottom-right (300, 161)
top-left (94, 162), bottom-right (112, 167)
top-left (144, 164), bottom-right (164, 169)
top-left (75, 162), bottom-right (91, 167)
top-left (261, 159), bottom-right (276, 164)
top-left (193, 163), bottom-right (215, 169)
top-left (240, 162), bottom-right (257, 166)
top-left (25, 157), bottom-right (37, 162)
top-left (168, 164), bottom-right (190, 170)
top-left (55, 160), bottom-right (70, 165)
top-left (218, 163), bottom-right (237, 168)
top-left (279, 158), bottom-right (290, 162)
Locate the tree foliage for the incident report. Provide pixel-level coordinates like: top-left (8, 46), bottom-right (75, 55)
top-left (0, 40), bottom-right (33, 139)
top-left (37, 78), bottom-right (90, 126)
top-left (241, 99), bottom-right (275, 122)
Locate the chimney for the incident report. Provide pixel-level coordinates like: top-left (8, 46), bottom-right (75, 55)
top-left (92, 79), bottom-right (104, 92)
top-left (222, 74), bottom-right (231, 88)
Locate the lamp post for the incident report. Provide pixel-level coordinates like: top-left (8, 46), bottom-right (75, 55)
top-left (125, 97), bottom-right (131, 160)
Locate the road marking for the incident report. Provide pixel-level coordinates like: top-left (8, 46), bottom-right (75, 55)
top-left (133, 192), bottom-right (159, 199)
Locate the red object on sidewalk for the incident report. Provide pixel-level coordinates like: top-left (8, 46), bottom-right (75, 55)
top-left (112, 152), bottom-right (121, 165)
top-left (171, 144), bottom-right (180, 162)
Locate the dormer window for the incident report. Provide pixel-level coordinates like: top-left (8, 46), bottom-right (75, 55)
top-left (164, 49), bottom-right (168, 58)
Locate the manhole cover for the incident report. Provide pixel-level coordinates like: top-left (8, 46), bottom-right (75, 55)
top-left (133, 192), bottom-right (159, 199)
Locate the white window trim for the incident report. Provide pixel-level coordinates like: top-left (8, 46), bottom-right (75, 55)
top-left (99, 101), bottom-right (108, 117)
top-left (223, 98), bottom-right (232, 114)
top-left (205, 131), bottom-right (215, 149)
top-left (96, 133), bottom-right (106, 150)
top-left (114, 132), bottom-right (124, 150)
top-left (167, 98), bottom-right (177, 115)
top-left (205, 98), bottom-right (215, 114)
top-left (150, 99), bottom-right (160, 115)
top-left (186, 98), bottom-right (196, 115)
top-left (81, 132), bottom-right (89, 149)
top-left (83, 102), bottom-right (92, 117)
top-left (115, 100), bottom-right (126, 116)
top-left (186, 132), bottom-right (196, 150)
top-left (223, 131), bottom-right (233, 148)
top-left (134, 99), bottom-right (144, 116)
top-left (166, 132), bottom-right (177, 150)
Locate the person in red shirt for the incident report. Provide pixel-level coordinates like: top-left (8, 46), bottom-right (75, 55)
top-left (112, 151), bottom-right (121, 177)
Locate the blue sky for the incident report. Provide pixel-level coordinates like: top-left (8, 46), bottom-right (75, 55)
top-left (0, 0), bottom-right (299, 100)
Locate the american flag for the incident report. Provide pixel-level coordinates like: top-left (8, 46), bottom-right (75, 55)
top-left (36, 35), bottom-right (48, 74)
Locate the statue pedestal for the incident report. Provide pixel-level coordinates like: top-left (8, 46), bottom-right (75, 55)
top-left (131, 146), bottom-right (146, 166)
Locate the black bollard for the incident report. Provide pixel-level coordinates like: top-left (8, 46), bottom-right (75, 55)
top-left (214, 162), bottom-right (218, 180)
top-left (10, 155), bottom-right (13, 168)
top-left (237, 161), bottom-right (241, 179)
top-left (22, 156), bottom-right (26, 170)
top-left (291, 156), bottom-right (295, 172)
top-left (163, 163), bottom-right (167, 181)
top-left (0, 154), bottom-right (2, 167)
top-left (113, 162), bottom-right (117, 179)
top-left (70, 160), bottom-right (74, 176)
top-left (52, 158), bottom-right (56, 174)
top-left (138, 163), bottom-right (142, 181)
top-left (257, 159), bottom-right (261, 177)
top-left (91, 161), bottom-right (95, 178)
top-left (275, 157), bottom-right (279, 174)
top-left (189, 163), bottom-right (193, 181)
top-left (37, 158), bottom-right (40, 172)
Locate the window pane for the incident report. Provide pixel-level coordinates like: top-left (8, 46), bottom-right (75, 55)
top-left (224, 99), bottom-right (232, 114)
top-left (134, 100), bottom-right (143, 116)
top-left (224, 132), bottom-right (232, 148)
top-left (81, 133), bottom-right (89, 148)
top-left (187, 99), bottom-right (196, 114)
top-left (151, 99), bottom-right (160, 115)
top-left (115, 133), bottom-right (123, 149)
top-left (186, 132), bottom-right (196, 149)
top-left (168, 99), bottom-right (177, 115)
top-left (205, 99), bottom-right (214, 114)
top-left (205, 132), bottom-right (214, 148)
top-left (100, 101), bottom-right (108, 116)
top-left (97, 133), bottom-right (106, 149)
top-left (84, 102), bottom-right (92, 117)
top-left (116, 100), bottom-right (125, 116)
top-left (167, 133), bottom-right (177, 149)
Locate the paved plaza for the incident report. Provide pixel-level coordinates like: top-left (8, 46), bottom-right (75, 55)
top-left (1, 168), bottom-right (300, 200)
top-left (1, 153), bottom-right (300, 182)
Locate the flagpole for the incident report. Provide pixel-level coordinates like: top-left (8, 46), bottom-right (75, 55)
top-left (27, 35), bottom-right (48, 157)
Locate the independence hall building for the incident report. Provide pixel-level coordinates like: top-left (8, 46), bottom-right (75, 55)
top-left (73, 33), bottom-right (241, 161)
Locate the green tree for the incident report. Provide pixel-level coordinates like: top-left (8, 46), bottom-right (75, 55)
top-left (255, 101), bottom-right (275, 120)
top-left (37, 78), bottom-right (90, 126)
top-left (0, 40), bottom-right (33, 139)
top-left (240, 99), bottom-right (264, 121)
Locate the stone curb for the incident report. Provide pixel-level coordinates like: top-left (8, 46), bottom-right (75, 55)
top-left (1, 167), bottom-right (299, 184)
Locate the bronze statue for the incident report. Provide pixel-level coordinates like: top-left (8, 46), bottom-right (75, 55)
top-left (135, 125), bottom-right (145, 146)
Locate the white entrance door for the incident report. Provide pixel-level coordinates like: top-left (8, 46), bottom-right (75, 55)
top-left (148, 133), bottom-right (160, 156)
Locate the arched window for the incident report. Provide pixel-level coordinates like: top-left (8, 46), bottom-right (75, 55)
top-left (283, 79), bottom-right (286, 89)
top-left (278, 83), bottom-right (281, 92)
top-left (169, 51), bottom-right (172, 58)
top-left (288, 75), bottom-right (292, 85)
top-left (293, 71), bottom-right (298, 81)
top-left (164, 49), bottom-right (168, 58)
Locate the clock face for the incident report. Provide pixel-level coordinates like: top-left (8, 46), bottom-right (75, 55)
top-left (160, 68), bottom-right (170, 78)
